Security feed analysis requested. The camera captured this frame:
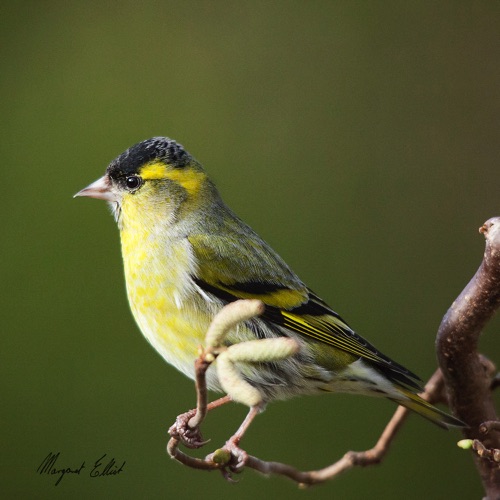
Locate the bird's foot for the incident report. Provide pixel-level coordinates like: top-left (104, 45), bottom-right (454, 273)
top-left (168, 410), bottom-right (209, 449)
top-left (206, 437), bottom-right (248, 481)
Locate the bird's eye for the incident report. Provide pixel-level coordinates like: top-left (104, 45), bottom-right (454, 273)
top-left (125, 175), bottom-right (142, 191)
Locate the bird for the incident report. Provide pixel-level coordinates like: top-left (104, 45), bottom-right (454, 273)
top-left (75, 136), bottom-right (463, 448)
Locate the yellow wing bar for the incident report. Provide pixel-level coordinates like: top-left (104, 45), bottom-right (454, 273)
top-left (280, 310), bottom-right (383, 364)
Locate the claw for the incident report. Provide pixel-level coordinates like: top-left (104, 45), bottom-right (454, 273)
top-left (225, 441), bottom-right (248, 472)
top-left (220, 468), bottom-right (240, 483)
top-left (169, 410), bottom-right (210, 449)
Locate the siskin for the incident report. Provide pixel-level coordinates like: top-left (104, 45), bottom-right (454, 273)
top-left (75, 137), bottom-right (463, 437)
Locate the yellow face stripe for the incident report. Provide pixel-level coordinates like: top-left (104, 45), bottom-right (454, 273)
top-left (139, 162), bottom-right (169, 180)
top-left (165, 168), bottom-right (206, 197)
top-left (139, 161), bottom-right (207, 197)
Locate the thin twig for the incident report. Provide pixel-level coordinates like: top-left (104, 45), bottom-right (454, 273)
top-left (472, 440), bottom-right (500, 464)
top-left (244, 369), bottom-right (444, 486)
top-left (167, 437), bottom-right (220, 470)
top-left (480, 421), bottom-right (500, 435)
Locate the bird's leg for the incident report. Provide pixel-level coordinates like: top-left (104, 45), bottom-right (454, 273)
top-left (222, 404), bottom-right (263, 471)
top-left (228, 404), bottom-right (262, 447)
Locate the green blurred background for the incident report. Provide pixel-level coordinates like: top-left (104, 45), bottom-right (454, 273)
top-left (2, 1), bottom-right (499, 498)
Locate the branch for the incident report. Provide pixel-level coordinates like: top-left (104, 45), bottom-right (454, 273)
top-left (245, 368), bottom-right (447, 487)
top-left (436, 217), bottom-right (500, 497)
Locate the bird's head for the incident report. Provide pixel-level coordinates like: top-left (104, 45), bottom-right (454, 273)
top-left (75, 137), bottom-right (212, 229)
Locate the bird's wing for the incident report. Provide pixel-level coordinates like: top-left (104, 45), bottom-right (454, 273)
top-left (188, 232), bottom-right (309, 309)
top-left (188, 233), bottom-right (422, 390)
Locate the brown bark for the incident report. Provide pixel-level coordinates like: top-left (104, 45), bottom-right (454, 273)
top-left (437, 217), bottom-right (500, 499)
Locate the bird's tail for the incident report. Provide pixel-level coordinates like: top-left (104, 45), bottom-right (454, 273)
top-left (391, 388), bottom-right (465, 429)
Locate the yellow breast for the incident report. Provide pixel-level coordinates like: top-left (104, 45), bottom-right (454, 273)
top-left (119, 195), bottom-right (208, 380)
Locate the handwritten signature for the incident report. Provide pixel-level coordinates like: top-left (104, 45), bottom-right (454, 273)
top-left (36, 452), bottom-right (125, 486)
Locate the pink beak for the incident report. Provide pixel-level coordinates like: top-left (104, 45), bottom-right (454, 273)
top-left (74, 175), bottom-right (116, 202)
